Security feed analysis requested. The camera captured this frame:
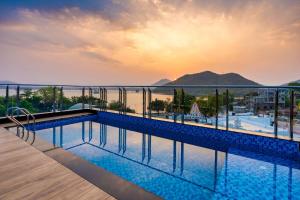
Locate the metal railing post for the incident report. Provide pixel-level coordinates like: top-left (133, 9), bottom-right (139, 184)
top-left (102, 87), bottom-right (105, 110)
top-left (181, 88), bottom-right (185, 124)
top-left (142, 88), bottom-right (146, 117)
top-left (119, 88), bottom-right (123, 114)
top-left (123, 88), bottom-right (127, 114)
top-left (16, 86), bottom-right (20, 114)
top-left (148, 88), bottom-right (152, 118)
top-left (53, 87), bottom-right (56, 112)
top-left (89, 88), bottom-right (92, 109)
top-left (226, 89), bottom-right (229, 131)
top-left (102, 88), bottom-right (105, 110)
top-left (289, 90), bottom-right (294, 139)
top-left (99, 87), bottom-right (103, 110)
top-left (5, 85), bottom-right (9, 113)
top-left (105, 88), bottom-right (107, 111)
top-left (274, 89), bottom-right (279, 137)
top-left (82, 87), bottom-right (85, 109)
top-left (173, 89), bottom-right (177, 123)
top-left (215, 89), bottom-right (219, 129)
top-left (59, 87), bottom-right (63, 111)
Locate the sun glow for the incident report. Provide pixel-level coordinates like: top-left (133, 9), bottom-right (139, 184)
top-left (0, 0), bottom-right (299, 84)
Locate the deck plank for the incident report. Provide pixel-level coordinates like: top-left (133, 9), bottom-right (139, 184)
top-left (0, 127), bottom-right (115, 200)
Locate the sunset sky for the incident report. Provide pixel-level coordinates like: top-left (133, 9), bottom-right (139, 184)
top-left (0, 0), bottom-right (299, 85)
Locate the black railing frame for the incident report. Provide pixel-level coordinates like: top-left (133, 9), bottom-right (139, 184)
top-left (1, 83), bottom-right (300, 140)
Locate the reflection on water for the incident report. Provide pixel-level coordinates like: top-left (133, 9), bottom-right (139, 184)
top-left (35, 121), bottom-right (300, 200)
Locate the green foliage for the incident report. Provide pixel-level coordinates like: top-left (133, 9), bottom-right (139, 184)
top-left (0, 103), bottom-right (5, 116)
top-left (108, 101), bottom-right (135, 113)
top-left (288, 82), bottom-right (300, 86)
top-left (196, 92), bottom-right (234, 121)
top-left (0, 87), bottom-right (98, 116)
top-left (171, 89), bottom-right (196, 114)
top-left (297, 100), bottom-right (300, 111)
top-left (288, 82), bottom-right (300, 92)
top-left (150, 99), bottom-right (166, 114)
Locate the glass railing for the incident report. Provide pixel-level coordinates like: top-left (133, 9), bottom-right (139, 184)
top-left (1, 84), bottom-right (300, 140)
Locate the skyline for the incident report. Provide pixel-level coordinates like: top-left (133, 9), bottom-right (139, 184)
top-left (0, 0), bottom-right (300, 85)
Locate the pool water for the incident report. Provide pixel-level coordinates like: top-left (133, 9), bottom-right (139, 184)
top-left (35, 120), bottom-right (300, 200)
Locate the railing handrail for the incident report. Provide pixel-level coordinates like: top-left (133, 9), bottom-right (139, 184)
top-left (0, 83), bottom-right (300, 89)
top-left (1, 84), bottom-right (299, 141)
top-left (6, 107), bottom-right (36, 143)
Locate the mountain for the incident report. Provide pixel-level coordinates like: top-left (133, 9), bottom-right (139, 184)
top-left (152, 79), bottom-right (171, 86)
top-left (0, 80), bottom-right (17, 84)
top-left (154, 71), bottom-right (260, 96)
top-left (282, 80), bottom-right (300, 86)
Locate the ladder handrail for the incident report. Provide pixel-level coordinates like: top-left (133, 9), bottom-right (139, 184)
top-left (6, 107), bottom-right (36, 130)
top-left (6, 107), bottom-right (36, 143)
top-left (7, 116), bottom-right (26, 139)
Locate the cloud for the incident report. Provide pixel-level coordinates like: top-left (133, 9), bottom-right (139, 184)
top-left (0, 0), bottom-right (299, 85)
top-left (80, 51), bottom-right (121, 65)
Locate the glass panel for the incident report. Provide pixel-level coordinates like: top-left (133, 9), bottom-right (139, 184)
top-left (0, 85), bottom-right (7, 117)
top-left (107, 88), bottom-right (120, 113)
top-left (18, 86), bottom-right (38, 113)
top-left (228, 88), bottom-right (275, 135)
top-left (61, 87), bottom-right (83, 111)
top-left (217, 89), bottom-right (228, 130)
top-left (151, 87), bottom-right (173, 120)
top-left (193, 89), bottom-right (216, 128)
top-left (294, 90), bottom-right (300, 139)
top-left (8, 86), bottom-right (17, 110)
top-left (125, 87), bottom-right (142, 115)
top-left (277, 89), bottom-right (290, 137)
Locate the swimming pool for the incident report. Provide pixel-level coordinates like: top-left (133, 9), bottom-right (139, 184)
top-left (32, 115), bottom-right (300, 200)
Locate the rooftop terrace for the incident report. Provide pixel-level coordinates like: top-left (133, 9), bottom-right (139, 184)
top-left (0, 84), bottom-right (300, 199)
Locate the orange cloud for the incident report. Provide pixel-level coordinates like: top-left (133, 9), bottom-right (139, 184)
top-left (0, 0), bottom-right (299, 85)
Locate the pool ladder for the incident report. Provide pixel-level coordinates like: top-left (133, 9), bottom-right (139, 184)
top-left (6, 107), bottom-right (36, 144)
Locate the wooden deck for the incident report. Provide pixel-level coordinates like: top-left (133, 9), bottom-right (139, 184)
top-left (0, 127), bottom-right (115, 200)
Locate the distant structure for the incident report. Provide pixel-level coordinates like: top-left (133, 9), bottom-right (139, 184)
top-left (233, 106), bottom-right (247, 114)
top-left (68, 103), bottom-right (91, 110)
top-left (189, 102), bottom-right (202, 119)
top-left (254, 88), bottom-right (286, 112)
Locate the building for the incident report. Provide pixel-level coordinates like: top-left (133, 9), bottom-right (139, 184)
top-left (253, 88), bottom-right (287, 112)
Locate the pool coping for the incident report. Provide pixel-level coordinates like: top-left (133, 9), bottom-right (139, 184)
top-left (1, 108), bottom-right (299, 142)
top-left (31, 132), bottom-right (162, 200)
top-left (2, 110), bottom-right (300, 199)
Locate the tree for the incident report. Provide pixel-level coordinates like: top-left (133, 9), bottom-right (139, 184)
top-left (0, 96), bottom-right (5, 116)
top-left (288, 82), bottom-right (300, 92)
top-left (172, 89), bottom-right (196, 114)
top-left (196, 91), bottom-right (234, 123)
top-left (150, 99), bottom-right (166, 114)
top-left (108, 101), bottom-right (135, 113)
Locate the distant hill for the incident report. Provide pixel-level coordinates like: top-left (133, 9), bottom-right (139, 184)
top-left (282, 80), bottom-right (300, 86)
top-left (152, 79), bottom-right (171, 86)
top-left (0, 80), bottom-right (17, 84)
top-left (154, 71), bottom-right (260, 96)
